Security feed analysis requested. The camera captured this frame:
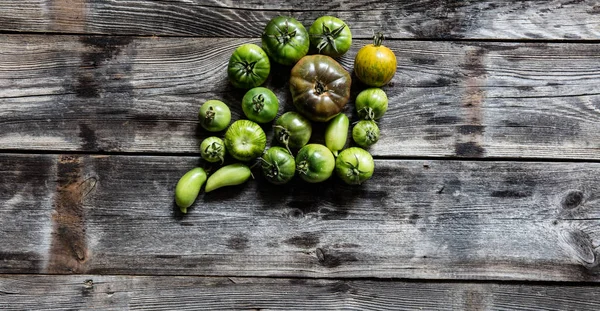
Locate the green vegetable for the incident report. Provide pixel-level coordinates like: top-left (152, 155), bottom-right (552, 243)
top-left (289, 55), bottom-right (351, 122)
top-left (296, 144), bottom-right (335, 183)
top-left (352, 120), bottom-right (380, 148)
top-left (261, 147), bottom-right (295, 185)
top-left (335, 147), bottom-right (374, 185)
top-left (174, 167), bottom-right (207, 213)
top-left (198, 100), bottom-right (231, 132)
top-left (274, 111), bottom-right (312, 153)
top-left (324, 113), bottom-right (349, 156)
top-left (205, 163), bottom-right (252, 192)
top-left (262, 16), bottom-right (310, 66)
top-left (228, 43), bottom-right (271, 89)
top-left (308, 16), bottom-right (352, 58)
top-left (242, 87), bottom-right (279, 123)
top-left (355, 88), bottom-right (388, 120)
top-left (200, 136), bottom-right (226, 164)
top-left (224, 120), bottom-right (267, 161)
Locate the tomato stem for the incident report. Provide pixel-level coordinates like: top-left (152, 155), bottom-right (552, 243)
top-left (314, 80), bottom-right (327, 95)
top-left (296, 161), bottom-right (309, 175)
top-left (274, 125), bottom-right (293, 154)
top-left (252, 94), bottom-right (265, 112)
top-left (268, 19), bottom-right (298, 45)
top-left (204, 106), bottom-right (215, 125)
top-left (373, 32), bottom-right (385, 47)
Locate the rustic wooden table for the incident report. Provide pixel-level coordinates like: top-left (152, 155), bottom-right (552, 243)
top-left (1, 1), bottom-right (600, 310)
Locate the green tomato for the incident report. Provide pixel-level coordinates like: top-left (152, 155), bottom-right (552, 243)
top-left (205, 163), bottom-right (252, 193)
top-left (262, 16), bottom-right (310, 66)
top-left (200, 136), bottom-right (226, 164)
top-left (228, 44), bottom-right (271, 89)
top-left (241, 87), bottom-right (279, 123)
top-left (198, 100), bottom-right (231, 132)
top-left (174, 167), bottom-right (207, 213)
top-left (261, 147), bottom-right (296, 185)
top-left (224, 120), bottom-right (267, 161)
top-left (274, 111), bottom-right (312, 153)
top-left (324, 113), bottom-right (349, 157)
top-left (355, 88), bottom-right (388, 120)
top-left (296, 144), bottom-right (335, 183)
top-left (308, 16), bottom-right (352, 58)
top-left (352, 120), bottom-right (380, 148)
top-left (335, 147), bottom-right (374, 185)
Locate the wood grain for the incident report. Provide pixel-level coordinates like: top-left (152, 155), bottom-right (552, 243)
top-left (2, 153), bottom-right (600, 281)
top-left (1, 0), bottom-right (599, 39)
top-left (1, 35), bottom-right (599, 159)
top-left (1, 275), bottom-right (600, 310)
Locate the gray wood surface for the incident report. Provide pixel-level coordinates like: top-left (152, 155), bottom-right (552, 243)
top-left (1, 275), bottom-right (600, 311)
top-left (1, 35), bottom-right (599, 159)
top-left (1, 0), bottom-right (599, 39)
top-left (2, 153), bottom-right (600, 281)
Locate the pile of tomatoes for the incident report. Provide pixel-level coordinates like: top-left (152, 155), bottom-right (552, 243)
top-left (175, 15), bottom-right (397, 213)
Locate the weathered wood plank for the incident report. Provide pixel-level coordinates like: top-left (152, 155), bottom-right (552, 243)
top-left (1, 0), bottom-right (599, 39)
top-left (1, 275), bottom-right (600, 311)
top-left (1, 154), bottom-right (600, 281)
top-left (1, 35), bottom-right (599, 159)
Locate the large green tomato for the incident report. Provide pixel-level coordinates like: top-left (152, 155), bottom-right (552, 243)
top-left (262, 16), bottom-right (310, 66)
top-left (228, 44), bottom-right (271, 89)
top-left (224, 120), bottom-right (267, 161)
top-left (308, 16), bottom-right (352, 58)
top-left (295, 144), bottom-right (335, 183)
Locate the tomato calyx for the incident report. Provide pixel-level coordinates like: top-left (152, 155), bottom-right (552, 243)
top-left (274, 125), bottom-right (293, 154)
top-left (314, 24), bottom-right (346, 53)
top-left (259, 157), bottom-right (282, 179)
top-left (358, 107), bottom-right (376, 120)
top-left (296, 160), bottom-right (309, 175)
top-left (366, 128), bottom-right (378, 143)
top-left (266, 19), bottom-right (298, 46)
top-left (314, 80), bottom-right (327, 95)
top-left (373, 32), bottom-right (385, 47)
top-left (235, 60), bottom-right (260, 77)
top-left (344, 154), bottom-right (368, 185)
top-left (203, 106), bottom-right (216, 125)
top-left (252, 94), bottom-right (265, 112)
top-left (204, 141), bottom-right (225, 164)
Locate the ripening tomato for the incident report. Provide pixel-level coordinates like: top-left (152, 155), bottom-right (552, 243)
top-left (354, 33), bottom-right (397, 87)
top-left (289, 55), bottom-right (351, 122)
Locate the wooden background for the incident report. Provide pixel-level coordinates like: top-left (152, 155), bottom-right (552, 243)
top-left (1, 0), bottom-right (600, 309)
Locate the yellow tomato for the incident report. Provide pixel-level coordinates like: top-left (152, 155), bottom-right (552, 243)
top-left (354, 33), bottom-right (397, 87)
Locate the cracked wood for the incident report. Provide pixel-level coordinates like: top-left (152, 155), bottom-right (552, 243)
top-left (0, 0), bottom-right (599, 39)
top-left (0, 36), bottom-right (599, 159)
top-left (1, 154), bottom-right (599, 281)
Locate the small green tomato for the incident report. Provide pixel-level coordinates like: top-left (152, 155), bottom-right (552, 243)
top-left (198, 100), bottom-right (231, 132)
top-left (352, 120), bottom-right (380, 148)
top-left (355, 88), bottom-right (388, 120)
top-left (200, 136), bottom-right (226, 164)
top-left (242, 87), bottom-right (279, 123)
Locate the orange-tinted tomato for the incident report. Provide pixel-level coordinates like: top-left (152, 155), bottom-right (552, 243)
top-left (354, 33), bottom-right (397, 87)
